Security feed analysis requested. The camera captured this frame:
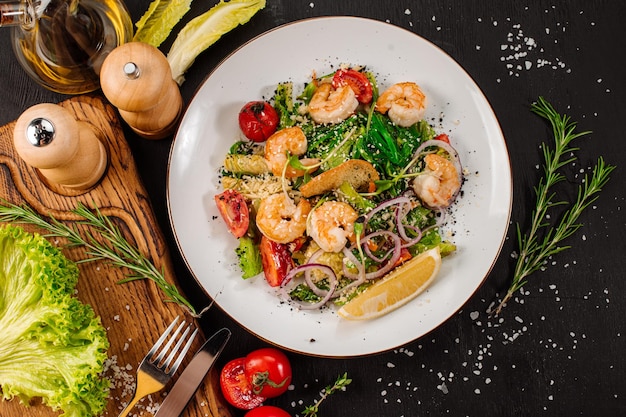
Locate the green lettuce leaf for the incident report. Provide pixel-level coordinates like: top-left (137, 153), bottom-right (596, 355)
top-left (0, 225), bottom-right (110, 417)
top-left (133, 0), bottom-right (193, 47)
top-left (167, 0), bottom-right (266, 84)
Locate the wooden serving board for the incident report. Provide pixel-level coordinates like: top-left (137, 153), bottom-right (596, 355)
top-left (0, 95), bottom-right (232, 417)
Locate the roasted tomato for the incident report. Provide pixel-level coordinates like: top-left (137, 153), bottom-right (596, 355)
top-left (245, 405), bottom-right (292, 417)
top-left (214, 189), bottom-right (249, 238)
top-left (244, 348), bottom-right (292, 398)
top-left (259, 236), bottom-right (293, 287)
top-left (220, 358), bottom-right (266, 410)
top-left (332, 69), bottom-right (373, 104)
top-left (238, 101), bottom-right (280, 142)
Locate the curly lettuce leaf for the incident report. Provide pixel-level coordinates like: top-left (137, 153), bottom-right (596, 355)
top-left (167, 0), bottom-right (266, 84)
top-left (0, 225), bottom-right (110, 417)
top-left (133, 0), bottom-right (193, 47)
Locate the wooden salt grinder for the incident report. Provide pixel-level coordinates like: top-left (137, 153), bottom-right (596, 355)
top-left (13, 103), bottom-right (108, 190)
top-left (99, 42), bottom-right (183, 140)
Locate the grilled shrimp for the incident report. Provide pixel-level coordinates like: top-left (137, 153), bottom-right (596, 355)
top-left (307, 201), bottom-right (359, 253)
top-left (376, 82), bottom-right (427, 127)
top-left (256, 193), bottom-right (312, 244)
top-left (264, 126), bottom-right (319, 178)
top-left (308, 83), bottom-right (359, 124)
top-left (412, 153), bottom-right (461, 208)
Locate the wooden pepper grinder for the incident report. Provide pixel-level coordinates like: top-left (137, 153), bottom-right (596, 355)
top-left (13, 103), bottom-right (108, 190)
top-left (99, 42), bottom-right (183, 140)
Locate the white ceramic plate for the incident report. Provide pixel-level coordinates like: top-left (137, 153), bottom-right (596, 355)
top-left (167, 17), bottom-right (512, 357)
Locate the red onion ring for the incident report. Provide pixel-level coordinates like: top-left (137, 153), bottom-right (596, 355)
top-left (362, 230), bottom-right (399, 263)
top-left (363, 196), bottom-right (412, 225)
top-left (279, 262), bottom-right (338, 310)
top-left (344, 230), bottom-right (402, 281)
top-left (394, 203), bottom-right (423, 247)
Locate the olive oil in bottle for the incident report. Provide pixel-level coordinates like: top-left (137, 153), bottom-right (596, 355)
top-left (0, 0), bottom-right (132, 94)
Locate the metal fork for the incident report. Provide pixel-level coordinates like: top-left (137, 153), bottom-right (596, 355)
top-left (118, 316), bottom-right (198, 417)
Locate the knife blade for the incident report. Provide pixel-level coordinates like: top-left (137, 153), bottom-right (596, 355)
top-left (154, 327), bottom-right (231, 417)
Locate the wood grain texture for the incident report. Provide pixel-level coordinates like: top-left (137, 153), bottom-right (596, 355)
top-left (0, 95), bottom-right (232, 417)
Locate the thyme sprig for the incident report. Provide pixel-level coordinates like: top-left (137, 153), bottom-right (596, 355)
top-left (0, 200), bottom-right (197, 315)
top-left (494, 97), bottom-right (615, 315)
top-left (302, 373), bottom-right (352, 417)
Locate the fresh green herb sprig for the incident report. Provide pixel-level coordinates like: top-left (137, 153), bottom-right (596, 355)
top-left (0, 201), bottom-right (197, 315)
top-left (302, 373), bottom-right (352, 417)
top-left (494, 97), bottom-right (615, 315)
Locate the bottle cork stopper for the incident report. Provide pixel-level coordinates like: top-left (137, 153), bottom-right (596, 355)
top-left (13, 103), bottom-right (108, 190)
top-left (99, 42), bottom-right (183, 139)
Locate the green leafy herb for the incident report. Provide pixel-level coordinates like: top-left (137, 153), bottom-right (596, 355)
top-left (302, 373), bottom-right (352, 417)
top-left (133, 0), bottom-right (193, 47)
top-left (0, 225), bottom-right (110, 417)
top-left (494, 97), bottom-right (615, 315)
top-left (0, 201), bottom-right (197, 315)
top-left (167, 0), bottom-right (266, 84)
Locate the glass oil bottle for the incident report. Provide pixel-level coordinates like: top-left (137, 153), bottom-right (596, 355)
top-left (0, 0), bottom-right (132, 94)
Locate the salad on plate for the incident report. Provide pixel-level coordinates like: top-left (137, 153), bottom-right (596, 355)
top-left (214, 65), bottom-right (463, 319)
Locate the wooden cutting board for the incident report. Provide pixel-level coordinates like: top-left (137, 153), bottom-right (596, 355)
top-left (0, 95), bottom-right (233, 417)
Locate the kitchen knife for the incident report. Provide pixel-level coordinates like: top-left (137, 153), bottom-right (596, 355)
top-left (154, 327), bottom-right (231, 417)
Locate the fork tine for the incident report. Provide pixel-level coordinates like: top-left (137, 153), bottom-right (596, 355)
top-left (152, 320), bottom-right (186, 364)
top-left (167, 327), bottom-right (199, 375)
top-left (146, 316), bottom-right (180, 358)
top-left (162, 324), bottom-right (190, 369)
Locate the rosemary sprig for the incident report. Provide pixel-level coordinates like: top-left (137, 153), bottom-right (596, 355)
top-left (302, 373), bottom-right (352, 417)
top-left (0, 201), bottom-right (197, 315)
top-left (494, 97), bottom-right (615, 315)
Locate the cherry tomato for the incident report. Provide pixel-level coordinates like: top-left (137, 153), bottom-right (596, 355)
top-left (214, 189), bottom-right (250, 238)
top-left (239, 101), bottom-right (280, 142)
top-left (435, 133), bottom-right (451, 144)
top-left (332, 69), bottom-right (373, 104)
top-left (220, 358), bottom-right (266, 410)
top-left (259, 236), bottom-right (293, 287)
top-left (245, 405), bottom-right (292, 417)
top-left (244, 348), bottom-right (292, 398)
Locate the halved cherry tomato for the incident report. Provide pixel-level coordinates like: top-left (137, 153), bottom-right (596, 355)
top-left (435, 133), bottom-right (451, 144)
top-left (214, 189), bottom-right (250, 238)
top-left (332, 69), bottom-right (373, 104)
top-left (244, 348), bottom-right (292, 398)
top-left (220, 358), bottom-right (266, 410)
top-left (239, 101), bottom-right (280, 142)
top-left (245, 405), bottom-right (292, 417)
top-left (259, 236), bottom-right (293, 287)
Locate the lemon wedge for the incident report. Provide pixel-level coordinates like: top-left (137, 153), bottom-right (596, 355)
top-left (338, 247), bottom-right (442, 320)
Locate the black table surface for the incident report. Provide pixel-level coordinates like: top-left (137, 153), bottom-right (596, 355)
top-left (1, 1), bottom-right (625, 416)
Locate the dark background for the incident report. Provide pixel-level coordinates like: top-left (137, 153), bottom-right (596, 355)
top-left (1, 1), bottom-right (625, 416)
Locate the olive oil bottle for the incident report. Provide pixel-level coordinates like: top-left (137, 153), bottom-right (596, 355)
top-left (0, 0), bottom-right (132, 94)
